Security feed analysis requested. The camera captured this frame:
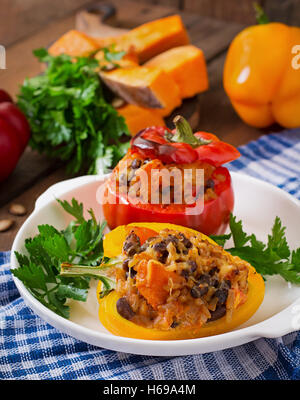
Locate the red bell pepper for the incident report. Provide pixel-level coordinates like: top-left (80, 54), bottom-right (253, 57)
top-left (0, 89), bottom-right (30, 182)
top-left (103, 166), bottom-right (233, 235)
top-left (0, 102), bottom-right (30, 151)
top-left (103, 116), bottom-right (239, 235)
top-left (0, 89), bottom-right (13, 104)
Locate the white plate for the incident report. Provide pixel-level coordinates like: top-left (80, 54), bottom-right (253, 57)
top-left (10, 172), bottom-right (300, 356)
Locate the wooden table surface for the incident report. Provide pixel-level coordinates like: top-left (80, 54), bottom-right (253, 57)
top-left (0, 0), bottom-right (274, 251)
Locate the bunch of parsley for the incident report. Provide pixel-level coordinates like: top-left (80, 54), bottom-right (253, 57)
top-left (211, 215), bottom-right (300, 284)
top-left (17, 48), bottom-right (130, 174)
top-left (12, 198), bottom-right (113, 318)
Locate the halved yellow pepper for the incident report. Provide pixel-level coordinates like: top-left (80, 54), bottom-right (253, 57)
top-left (98, 222), bottom-right (265, 340)
top-left (224, 22), bottom-right (300, 128)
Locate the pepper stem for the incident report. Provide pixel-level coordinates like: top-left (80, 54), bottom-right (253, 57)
top-left (60, 262), bottom-right (116, 290)
top-left (171, 115), bottom-right (211, 148)
top-left (253, 2), bottom-right (269, 24)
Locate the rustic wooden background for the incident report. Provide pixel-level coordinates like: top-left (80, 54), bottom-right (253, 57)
top-left (0, 0), bottom-right (299, 47)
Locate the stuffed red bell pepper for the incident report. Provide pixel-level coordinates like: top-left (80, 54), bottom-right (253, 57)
top-left (102, 116), bottom-right (240, 235)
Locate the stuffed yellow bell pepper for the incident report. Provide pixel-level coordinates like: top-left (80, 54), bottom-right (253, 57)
top-left (224, 8), bottom-right (300, 128)
top-left (62, 222), bottom-right (264, 341)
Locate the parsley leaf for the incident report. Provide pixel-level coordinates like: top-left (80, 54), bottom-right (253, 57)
top-left (210, 233), bottom-right (231, 247)
top-left (267, 216), bottom-right (290, 259)
top-left (57, 198), bottom-right (85, 225)
top-left (102, 44), bottom-right (126, 68)
top-left (11, 198), bottom-right (112, 318)
top-left (229, 215), bottom-right (250, 247)
top-left (211, 214), bottom-right (300, 283)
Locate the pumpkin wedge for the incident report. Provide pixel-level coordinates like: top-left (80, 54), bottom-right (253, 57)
top-left (100, 66), bottom-right (182, 116)
top-left (48, 30), bottom-right (99, 57)
top-left (117, 104), bottom-right (165, 135)
top-left (95, 15), bottom-right (190, 63)
top-left (145, 45), bottom-right (209, 98)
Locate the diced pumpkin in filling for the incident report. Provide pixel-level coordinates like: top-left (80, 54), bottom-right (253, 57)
top-left (145, 45), bottom-right (209, 98)
top-left (136, 259), bottom-right (185, 309)
top-left (48, 30), bottom-right (99, 57)
top-left (117, 104), bottom-right (165, 135)
top-left (100, 66), bottom-right (181, 116)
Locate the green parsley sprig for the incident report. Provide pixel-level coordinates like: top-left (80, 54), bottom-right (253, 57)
top-left (101, 44), bottom-right (126, 70)
top-left (17, 48), bottom-right (130, 174)
top-left (211, 214), bottom-right (300, 284)
top-left (12, 198), bottom-right (112, 318)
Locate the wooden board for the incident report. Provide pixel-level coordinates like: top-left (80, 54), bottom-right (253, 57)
top-left (0, 0), bottom-right (264, 250)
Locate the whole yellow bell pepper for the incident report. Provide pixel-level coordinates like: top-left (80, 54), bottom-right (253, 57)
top-left (97, 222), bottom-right (265, 340)
top-left (224, 17), bottom-right (300, 128)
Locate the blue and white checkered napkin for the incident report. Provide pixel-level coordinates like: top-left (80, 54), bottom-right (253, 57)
top-left (1, 129), bottom-right (300, 380)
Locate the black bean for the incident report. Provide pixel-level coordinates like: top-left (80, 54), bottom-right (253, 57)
top-left (205, 179), bottom-right (215, 190)
top-left (209, 266), bottom-right (219, 276)
top-left (164, 235), bottom-right (179, 252)
top-left (179, 233), bottom-right (192, 249)
top-left (215, 288), bottom-right (228, 304)
top-left (198, 274), bottom-right (211, 285)
top-left (170, 321), bottom-right (179, 328)
top-left (153, 241), bottom-right (167, 252)
top-left (123, 232), bottom-right (141, 256)
top-left (124, 244), bottom-right (139, 257)
top-left (188, 260), bottom-right (197, 273)
top-left (185, 240), bottom-right (192, 249)
top-left (211, 278), bottom-right (219, 288)
top-left (225, 279), bottom-right (232, 288)
top-left (122, 259), bottom-right (130, 271)
top-left (116, 297), bottom-right (135, 320)
top-left (181, 269), bottom-right (189, 280)
top-left (129, 267), bottom-right (137, 278)
top-left (191, 287), bottom-right (200, 298)
top-left (130, 232), bottom-right (141, 244)
top-left (131, 158), bottom-right (142, 169)
top-left (199, 285), bottom-right (209, 296)
top-left (208, 305), bottom-right (226, 322)
top-left (191, 285), bottom-right (208, 298)
top-left (153, 240), bottom-right (169, 262)
top-left (128, 247), bottom-right (137, 257)
top-left (159, 250), bottom-right (169, 263)
top-left (165, 235), bottom-right (179, 247)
